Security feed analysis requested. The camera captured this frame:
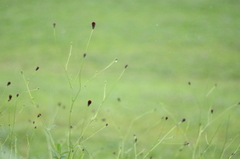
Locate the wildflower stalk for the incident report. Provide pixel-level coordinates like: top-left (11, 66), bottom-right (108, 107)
top-left (67, 23), bottom-right (96, 157)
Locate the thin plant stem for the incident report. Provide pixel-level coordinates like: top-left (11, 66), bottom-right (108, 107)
top-left (67, 59), bottom-right (118, 156)
top-left (91, 65), bottom-right (127, 120)
top-left (116, 144), bottom-right (122, 159)
top-left (124, 110), bottom-right (154, 141)
top-left (77, 55), bottom-right (86, 89)
top-left (81, 124), bottom-right (108, 144)
top-left (74, 65), bottom-right (127, 153)
top-left (26, 129), bottom-right (36, 159)
top-left (202, 103), bottom-right (238, 132)
top-left (21, 71), bottom-right (36, 107)
top-left (229, 143), bottom-right (240, 159)
top-left (44, 131), bottom-right (53, 159)
top-left (192, 124), bottom-right (203, 159)
top-left (205, 85), bottom-right (217, 97)
top-left (143, 121), bottom-right (183, 159)
top-left (65, 42), bottom-right (73, 89)
top-left (198, 124), bottom-right (221, 158)
top-left (219, 116), bottom-right (231, 159)
top-left (133, 135), bottom-right (137, 159)
top-left (14, 134), bottom-right (17, 159)
top-left (85, 29), bottom-right (94, 53)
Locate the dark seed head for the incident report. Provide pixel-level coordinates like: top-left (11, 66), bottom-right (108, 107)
top-left (8, 94), bottom-right (12, 101)
top-left (211, 109), bottom-right (214, 114)
top-left (134, 138), bottom-right (137, 142)
top-left (182, 118), bottom-right (186, 122)
top-left (117, 98), bottom-right (121, 102)
top-left (37, 113), bottom-right (42, 118)
top-left (16, 94), bottom-right (19, 97)
top-left (92, 22), bottom-right (96, 29)
top-left (53, 23), bottom-right (56, 28)
top-left (188, 81), bottom-right (191, 85)
top-left (7, 82), bottom-right (11, 86)
top-left (88, 100), bottom-right (92, 106)
top-left (165, 116), bottom-right (169, 120)
top-left (35, 66), bottom-right (39, 71)
top-left (106, 123), bottom-right (108, 126)
top-left (125, 64), bottom-right (128, 68)
top-left (83, 53), bottom-right (87, 58)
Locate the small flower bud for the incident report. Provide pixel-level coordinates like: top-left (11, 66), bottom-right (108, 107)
top-left (8, 94), bottom-right (12, 101)
top-left (88, 100), bottom-right (92, 106)
top-left (188, 81), bottom-right (191, 85)
top-left (92, 22), bottom-right (96, 29)
top-left (125, 64), bottom-right (128, 68)
top-left (7, 82), bottom-right (11, 86)
top-left (211, 109), bottom-right (214, 114)
top-left (16, 94), bottom-right (19, 97)
top-left (106, 123), bottom-right (108, 126)
top-left (53, 23), bottom-right (56, 28)
top-left (134, 138), bottom-right (137, 143)
top-left (165, 116), bottom-right (169, 120)
top-left (35, 66), bottom-right (39, 71)
top-left (182, 118), bottom-right (186, 122)
top-left (83, 53), bottom-right (87, 58)
top-left (37, 113), bottom-right (42, 118)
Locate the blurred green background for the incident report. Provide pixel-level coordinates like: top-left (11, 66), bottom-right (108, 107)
top-left (1, 0), bottom-right (240, 158)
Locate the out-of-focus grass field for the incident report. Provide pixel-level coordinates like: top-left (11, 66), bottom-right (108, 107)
top-left (1, 0), bottom-right (240, 158)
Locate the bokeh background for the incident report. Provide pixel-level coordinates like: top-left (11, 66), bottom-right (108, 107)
top-left (1, 0), bottom-right (240, 158)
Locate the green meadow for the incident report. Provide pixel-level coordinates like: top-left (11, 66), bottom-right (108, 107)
top-left (1, 0), bottom-right (240, 158)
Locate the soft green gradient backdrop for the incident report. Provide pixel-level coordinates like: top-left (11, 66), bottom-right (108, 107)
top-left (1, 0), bottom-right (240, 158)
